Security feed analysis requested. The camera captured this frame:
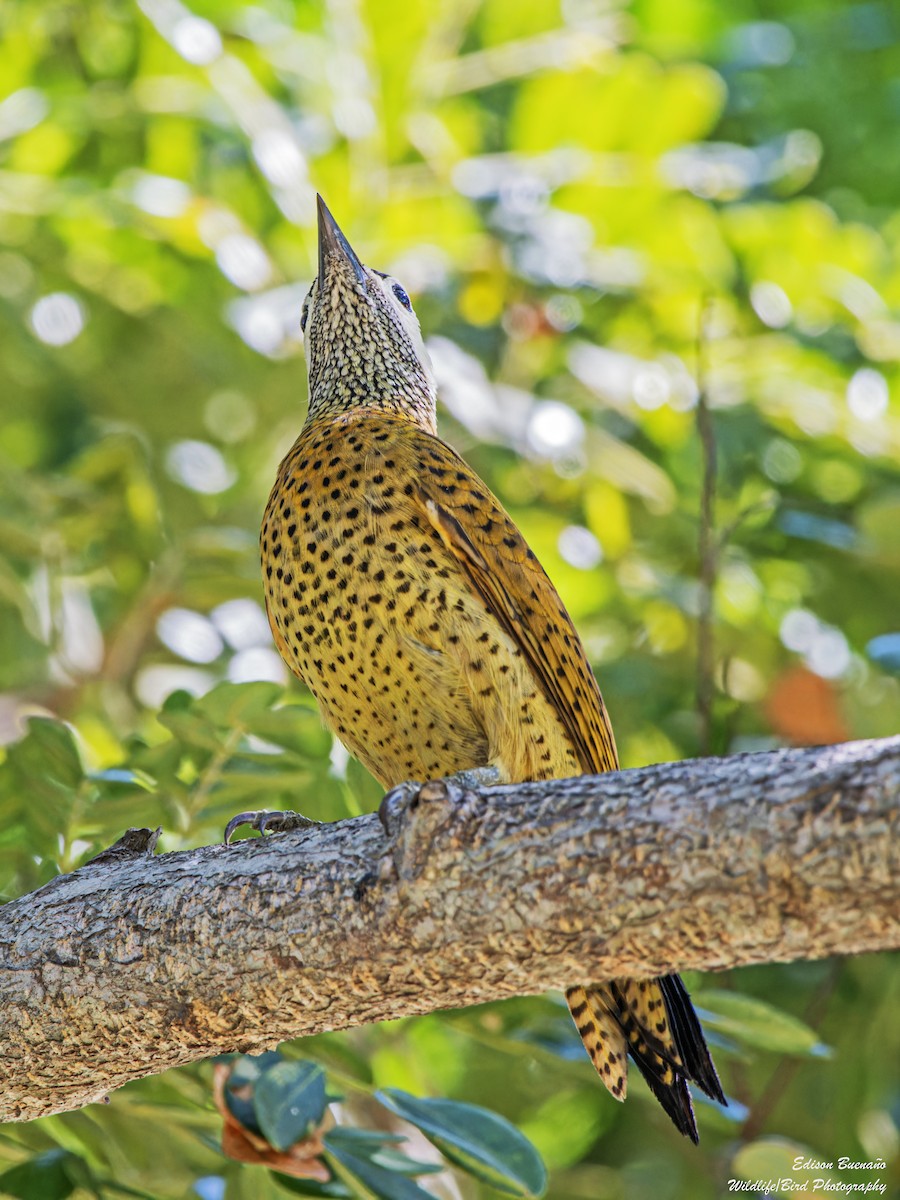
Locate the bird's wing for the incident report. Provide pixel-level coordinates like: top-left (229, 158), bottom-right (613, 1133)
top-left (414, 436), bottom-right (618, 775)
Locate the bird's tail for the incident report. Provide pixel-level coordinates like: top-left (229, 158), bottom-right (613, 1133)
top-left (566, 974), bottom-right (724, 1142)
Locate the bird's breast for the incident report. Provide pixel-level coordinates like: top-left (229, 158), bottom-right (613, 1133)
top-left (261, 416), bottom-right (580, 788)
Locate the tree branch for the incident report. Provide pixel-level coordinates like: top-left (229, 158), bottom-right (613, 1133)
top-left (2, 737), bottom-right (899, 1122)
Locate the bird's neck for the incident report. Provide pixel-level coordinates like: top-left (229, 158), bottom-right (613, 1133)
top-left (304, 388), bottom-right (437, 435)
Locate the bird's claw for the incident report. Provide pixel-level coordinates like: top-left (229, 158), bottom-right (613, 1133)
top-left (377, 768), bottom-right (497, 839)
top-left (224, 809), bottom-right (320, 844)
top-left (445, 765), bottom-right (501, 789)
top-left (377, 781), bottom-right (422, 837)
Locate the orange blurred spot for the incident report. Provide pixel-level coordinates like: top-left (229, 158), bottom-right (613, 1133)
top-left (766, 666), bottom-right (848, 745)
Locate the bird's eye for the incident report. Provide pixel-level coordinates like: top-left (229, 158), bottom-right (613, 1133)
top-left (300, 296), bottom-right (310, 333)
top-left (392, 283), bottom-right (412, 311)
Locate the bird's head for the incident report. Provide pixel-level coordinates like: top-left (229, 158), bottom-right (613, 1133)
top-left (301, 196), bottom-right (437, 433)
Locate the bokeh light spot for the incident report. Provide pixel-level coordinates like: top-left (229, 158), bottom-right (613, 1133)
top-left (211, 598), bottom-right (272, 650)
top-left (29, 293), bottom-right (85, 346)
top-left (204, 390), bottom-right (256, 443)
top-left (157, 608), bottom-right (224, 664)
top-left (172, 16), bottom-right (222, 65)
top-left (165, 440), bottom-right (236, 494)
top-left (846, 368), bottom-right (888, 422)
top-left (762, 438), bottom-right (802, 483)
top-left (135, 665), bottom-right (214, 708)
top-left (131, 173), bottom-right (192, 217)
top-left (632, 365), bottom-right (670, 410)
top-left (228, 647), bottom-right (288, 684)
top-left (252, 129), bottom-right (306, 188)
top-left (750, 281), bottom-right (792, 329)
top-left (215, 234), bottom-right (273, 291)
top-left (526, 401), bottom-right (585, 457)
top-left (780, 608), bottom-right (851, 679)
top-left (558, 525), bottom-right (603, 570)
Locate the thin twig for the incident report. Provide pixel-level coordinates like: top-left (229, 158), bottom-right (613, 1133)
top-left (189, 724), bottom-right (245, 817)
top-left (696, 296), bottom-right (717, 757)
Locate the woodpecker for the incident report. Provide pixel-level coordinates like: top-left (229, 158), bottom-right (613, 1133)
top-left (252, 196), bottom-right (724, 1141)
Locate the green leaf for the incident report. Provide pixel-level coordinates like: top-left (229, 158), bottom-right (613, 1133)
top-left (194, 680), bottom-right (283, 728)
top-left (344, 756), bottom-right (384, 814)
top-left (324, 1129), bottom-right (442, 1176)
top-left (367, 1149), bottom-right (444, 1177)
top-left (0, 1150), bottom-right (80, 1200)
top-left (517, 1089), bottom-right (611, 1173)
top-left (324, 1145), bottom-right (436, 1200)
top-left (235, 701), bottom-right (332, 759)
top-left (223, 1052), bottom-right (285, 1135)
top-left (205, 757), bottom-right (316, 805)
top-left (376, 1090), bottom-right (547, 1198)
top-left (507, 1019), bottom-right (585, 1062)
top-left (88, 767), bottom-right (156, 790)
top-left (13, 718), bottom-right (83, 791)
top-left (161, 689), bottom-right (195, 714)
top-left (272, 1174), bottom-right (351, 1198)
top-left (254, 1061), bottom-right (328, 1152)
top-left (320, 1130), bottom-right (406, 1148)
top-left (1, 718), bottom-right (85, 857)
top-left (228, 1052), bottom-right (285, 1085)
top-left (155, 708), bottom-right (224, 753)
top-left (697, 991), bottom-right (830, 1056)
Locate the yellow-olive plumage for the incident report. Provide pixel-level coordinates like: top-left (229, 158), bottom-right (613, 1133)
top-left (261, 197), bottom-right (724, 1141)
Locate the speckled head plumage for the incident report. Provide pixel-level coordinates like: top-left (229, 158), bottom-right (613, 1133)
top-left (300, 196), bottom-right (437, 433)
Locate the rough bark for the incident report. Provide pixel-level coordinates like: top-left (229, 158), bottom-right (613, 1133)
top-left (1, 736), bottom-right (898, 1122)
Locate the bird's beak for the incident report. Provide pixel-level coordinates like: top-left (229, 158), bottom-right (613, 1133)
top-left (317, 195), bottom-right (367, 285)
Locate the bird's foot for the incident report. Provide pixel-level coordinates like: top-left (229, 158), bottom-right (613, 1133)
top-left (377, 780), bottom-right (423, 837)
top-left (374, 768), bottom-right (496, 835)
top-left (224, 809), bottom-right (321, 845)
top-left (377, 768), bottom-right (497, 840)
top-left (445, 765), bottom-right (501, 789)
top-left (378, 772), bottom-right (497, 880)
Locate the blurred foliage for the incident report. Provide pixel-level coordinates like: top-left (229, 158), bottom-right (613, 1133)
top-left (1, 0), bottom-right (899, 1197)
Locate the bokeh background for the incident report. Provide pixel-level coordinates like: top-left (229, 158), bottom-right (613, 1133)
top-left (1, 0), bottom-right (899, 1197)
